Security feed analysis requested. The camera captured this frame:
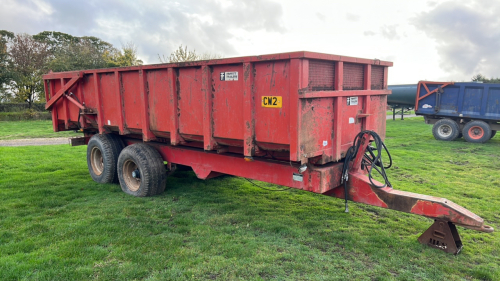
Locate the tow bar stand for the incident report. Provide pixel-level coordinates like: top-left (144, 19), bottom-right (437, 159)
top-left (418, 220), bottom-right (463, 254)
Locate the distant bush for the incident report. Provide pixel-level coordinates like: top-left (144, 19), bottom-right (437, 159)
top-left (0, 110), bottom-right (50, 121)
top-left (0, 103), bottom-right (46, 112)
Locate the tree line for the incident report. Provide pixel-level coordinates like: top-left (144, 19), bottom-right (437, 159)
top-left (0, 30), bottom-right (223, 108)
top-left (471, 74), bottom-right (500, 83)
top-left (0, 31), bottom-right (142, 107)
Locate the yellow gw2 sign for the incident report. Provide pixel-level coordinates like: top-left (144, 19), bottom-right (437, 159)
top-left (261, 96), bottom-right (282, 108)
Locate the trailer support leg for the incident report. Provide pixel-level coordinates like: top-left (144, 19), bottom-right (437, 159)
top-left (418, 220), bottom-right (463, 254)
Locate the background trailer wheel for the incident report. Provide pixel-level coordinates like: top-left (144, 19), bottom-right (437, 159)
top-left (463, 120), bottom-right (491, 143)
top-left (117, 143), bottom-right (167, 197)
top-left (432, 119), bottom-right (460, 141)
top-left (87, 134), bottom-right (124, 183)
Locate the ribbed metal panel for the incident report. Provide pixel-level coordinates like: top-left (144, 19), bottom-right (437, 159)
top-left (309, 60), bottom-right (334, 91)
top-left (343, 63), bottom-right (364, 90)
top-left (371, 65), bottom-right (384, 90)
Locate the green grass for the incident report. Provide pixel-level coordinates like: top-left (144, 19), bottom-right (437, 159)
top-left (0, 118), bottom-right (499, 280)
top-left (0, 120), bottom-right (80, 140)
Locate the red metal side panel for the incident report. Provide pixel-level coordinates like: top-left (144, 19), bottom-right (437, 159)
top-left (52, 78), bottom-right (79, 130)
top-left (253, 60), bottom-right (290, 146)
top-left (336, 95), bottom-right (366, 151)
top-left (121, 71), bottom-right (142, 131)
top-left (99, 73), bottom-right (121, 128)
top-left (178, 67), bottom-right (203, 137)
top-left (147, 69), bottom-right (172, 134)
top-left (299, 98), bottom-right (334, 160)
top-left (365, 95), bottom-right (387, 139)
top-left (289, 59), bottom-right (306, 162)
top-left (82, 74), bottom-right (97, 110)
top-left (58, 78), bottom-right (81, 127)
top-left (212, 64), bottom-right (244, 140)
top-left (66, 82), bottom-right (80, 125)
top-left (53, 79), bottom-right (65, 128)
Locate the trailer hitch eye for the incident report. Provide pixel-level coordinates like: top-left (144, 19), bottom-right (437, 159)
top-left (132, 169), bottom-right (141, 179)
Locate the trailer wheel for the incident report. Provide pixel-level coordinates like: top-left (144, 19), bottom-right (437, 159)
top-left (432, 119), bottom-right (460, 141)
top-left (87, 134), bottom-right (124, 183)
top-left (463, 121), bottom-right (491, 143)
top-left (491, 130), bottom-right (497, 139)
top-left (117, 143), bottom-right (167, 197)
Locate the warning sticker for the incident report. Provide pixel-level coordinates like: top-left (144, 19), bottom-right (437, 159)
top-left (220, 71), bottom-right (238, 81)
top-left (347, 97), bottom-right (358, 106)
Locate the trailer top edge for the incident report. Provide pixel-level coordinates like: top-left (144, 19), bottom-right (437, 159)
top-left (42, 51), bottom-right (393, 79)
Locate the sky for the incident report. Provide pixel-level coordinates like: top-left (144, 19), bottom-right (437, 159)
top-left (1, 0), bottom-right (499, 84)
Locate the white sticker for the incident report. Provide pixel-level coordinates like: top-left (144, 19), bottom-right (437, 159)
top-left (292, 173), bottom-right (303, 182)
top-left (347, 97), bottom-right (358, 106)
top-left (322, 140), bottom-right (328, 147)
top-left (108, 120), bottom-right (111, 125)
top-left (349, 117), bottom-right (355, 124)
top-left (220, 71), bottom-right (238, 81)
top-left (422, 104), bottom-right (433, 109)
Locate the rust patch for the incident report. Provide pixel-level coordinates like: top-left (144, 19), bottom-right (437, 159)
top-left (372, 187), bottom-right (419, 213)
top-left (244, 63), bottom-right (251, 81)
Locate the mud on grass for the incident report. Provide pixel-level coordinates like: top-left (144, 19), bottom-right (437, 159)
top-left (0, 118), bottom-right (499, 280)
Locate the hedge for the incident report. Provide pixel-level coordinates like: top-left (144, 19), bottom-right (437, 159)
top-left (0, 103), bottom-right (46, 112)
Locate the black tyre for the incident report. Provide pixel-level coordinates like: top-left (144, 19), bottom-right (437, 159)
top-left (87, 134), bottom-right (124, 183)
top-left (432, 119), bottom-right (460, 141)
top-left (491, 130), bottom-right (497, 139)
top-left (117, 143), bottom-right (167, 197)
top-left (463, 120), bottom-right (491, 143)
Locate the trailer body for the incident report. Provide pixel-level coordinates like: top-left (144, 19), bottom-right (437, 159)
top-left (44, 51), bottom-right (390, 165)
top-left (44, 52), bottom-right (493, 254)
top-left (416, 81), bottom-right (500, 142)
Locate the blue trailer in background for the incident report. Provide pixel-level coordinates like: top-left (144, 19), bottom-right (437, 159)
top-left (415, 81), bottom-right (500, 143)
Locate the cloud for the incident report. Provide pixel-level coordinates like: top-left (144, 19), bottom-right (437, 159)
top-left (412, 0), bottom-right (500, 78)
top-left (380, 25), bottom-right (400, 40)
top-left (316, 12), bottom-right (325, 21)
top-left (345, 13), bottom-right (360, 22)
top-left (363, 31), bottom-right (376, 36)
top-left (0, 0), bottom-right (286, 63)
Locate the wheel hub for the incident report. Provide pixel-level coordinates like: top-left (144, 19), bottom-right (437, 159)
top-left (469, 126), bottom-right (484, 139)
top-left (438, 125), bottom-right (452, 137)
top-left (90, 146), bottom-right (104, 176)
top-left (123, 160), bottom-right (141, 192)
top-left (132, 169), bottom-right (140, 179)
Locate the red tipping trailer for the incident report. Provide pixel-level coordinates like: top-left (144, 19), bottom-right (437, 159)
top-left (43, 51), bottom-right (492, 254)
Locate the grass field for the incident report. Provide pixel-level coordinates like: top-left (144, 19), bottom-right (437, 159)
top-left (0, 120), bottom-right (80, 140)
top-left (0, 118), bottom-right (499, 280)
